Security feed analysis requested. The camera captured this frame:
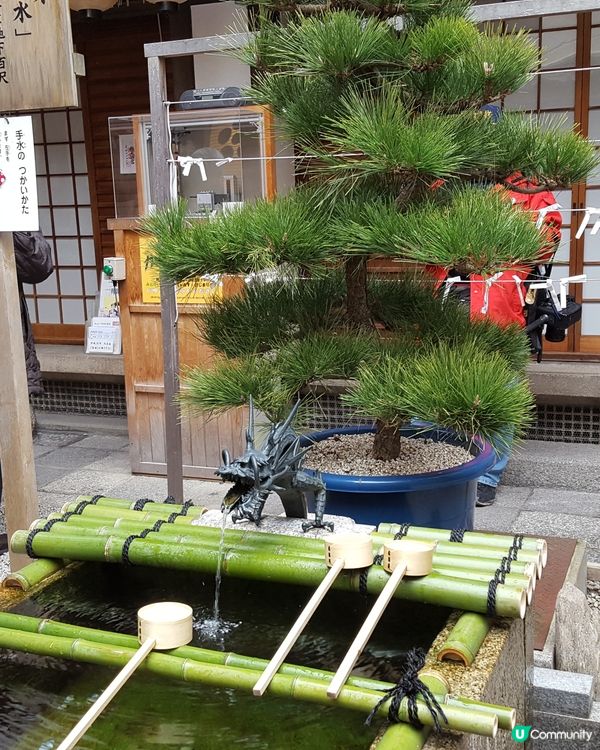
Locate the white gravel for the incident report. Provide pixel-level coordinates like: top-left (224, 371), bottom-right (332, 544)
top-left (0, 552), bottom-right (10, 582)
top-left (304, 433), bottom-right (472, 477)
top-left (588, 579), bottom-right (600, 611)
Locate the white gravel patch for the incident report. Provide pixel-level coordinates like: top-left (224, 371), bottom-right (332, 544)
top-left (588, 579), bottom-right (600, 611)
top-left (304, 433), bottom-right (472, 477)
top-left (0, 552), bottom-right (10, 582)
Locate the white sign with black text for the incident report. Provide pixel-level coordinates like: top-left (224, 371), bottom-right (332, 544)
top-left (0, 116), bottom-right (38, 232)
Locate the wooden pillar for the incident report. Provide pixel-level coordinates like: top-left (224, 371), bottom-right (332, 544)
top-left (148, 55), bottom-right (184, 501)
top-left (0, 233), bottom-right (39, 570)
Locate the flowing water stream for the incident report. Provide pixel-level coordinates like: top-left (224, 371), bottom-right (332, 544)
top-left (195, 510), bottom-right (236, 644)
top-left (0, 561), bottom-right (449, 749)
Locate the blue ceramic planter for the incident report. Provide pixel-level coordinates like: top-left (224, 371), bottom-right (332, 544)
top-left (303, 425), bottom-right (496, 530)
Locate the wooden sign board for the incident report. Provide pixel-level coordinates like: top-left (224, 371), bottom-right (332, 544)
top-left (0, 0), bottom-right (78, 111)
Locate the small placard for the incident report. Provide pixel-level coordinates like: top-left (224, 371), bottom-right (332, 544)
top-left (86, 318), bottom-right (122, 355)
top-left (0, 117), bottom-right (38, 232)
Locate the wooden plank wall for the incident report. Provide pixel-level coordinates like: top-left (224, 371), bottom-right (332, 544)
top-left (113, 224), bottom-right (246, 479)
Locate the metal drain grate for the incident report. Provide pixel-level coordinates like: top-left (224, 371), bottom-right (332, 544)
top-left (31, 379), bottom-right (127, 417)
top-left (303, 393), bottom-right (600, 445)
top-left (526, 403), bottom-right (600, 444)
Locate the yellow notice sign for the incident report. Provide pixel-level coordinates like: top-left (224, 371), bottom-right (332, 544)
top-left (139, 238), bottom-right (223, 305)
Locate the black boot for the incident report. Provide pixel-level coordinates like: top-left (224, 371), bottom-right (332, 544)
top-left (476, 483), bottom-right (497, 507)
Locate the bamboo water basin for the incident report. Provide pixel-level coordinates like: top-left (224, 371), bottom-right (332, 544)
top-left (0, 562), bottom-right (450, 750)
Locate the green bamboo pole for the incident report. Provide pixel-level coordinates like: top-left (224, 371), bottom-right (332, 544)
top-left (0, 627), bottom-right (498, 736)
top-left (0, 611), bottom-right (514, 735)
top-left (1, 558), bottom-right (65, 590)
top-left (34, 516), bottom-right (536, 577)
top-left (437, 613), bottom-right (491, 667)
top-left (11, 530), bottom-right (527, 618)
top-left (30, 521), bottom-right (531, 600)
top-left (68, 495), bottom-right (207, 515)
top-left (58, 502), bottom-right (204, 523)
top-left (372, 672), bottom-right (448, 750)
top-left (377, 524), bottom-right (547, 567)
top-left (372, 533), bottom-right (542, 574)
top-left (41, 510), bottom-right (539, 574)
top-left (446, 698), bottom-right (515, 732)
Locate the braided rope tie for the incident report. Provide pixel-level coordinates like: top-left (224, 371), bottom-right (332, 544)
top-left (359, 552), bottom-right (385, 597)
top-left (486, 578), bottom-right (499, 616)
top-left (24, 494), bottom-right (105, 558)
top-left (449, 528), bottom-right (466, 543)
top-left (132, 497), bottom-right (152, 512)
top-left (365, 648), bottom-right (447, 730)
top-left (393, 524), bottom-right (411, 541)
top-left (507, 534), bottom-right (525, 563)
top-left (121, 500), bottom-right (195, 565)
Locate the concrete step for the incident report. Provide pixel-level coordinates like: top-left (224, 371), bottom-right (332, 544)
top-left (505, 440), bottom-right (600, 493)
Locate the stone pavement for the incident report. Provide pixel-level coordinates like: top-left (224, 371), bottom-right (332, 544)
top-left (1, 424), bottom-right (599, 577)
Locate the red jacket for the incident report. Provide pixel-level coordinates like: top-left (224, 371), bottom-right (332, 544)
top-left (426, 175), bottom-right (562, 328)
top-left (502, 173), bottom-right (562, 264)
top-left (427, 266), bottom-right (528, 327)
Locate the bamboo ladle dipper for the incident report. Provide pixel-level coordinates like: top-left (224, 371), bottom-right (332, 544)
top-left (253, 532), bottom-right (374, 696)
top-left (327, 538), bottom-right (437, 699)
top-left (57, 602), bottom-right (194, 750)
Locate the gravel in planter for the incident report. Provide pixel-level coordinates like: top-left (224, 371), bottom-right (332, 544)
top-left (304, 433), bottom-right (472, 476)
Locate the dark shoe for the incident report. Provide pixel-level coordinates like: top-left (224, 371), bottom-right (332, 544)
top-left (476, 483), bottom-right (497, 507)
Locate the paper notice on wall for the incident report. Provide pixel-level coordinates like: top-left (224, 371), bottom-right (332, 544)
top-left (0, 117), bottom-right (39, 232)
top-left (86, 318), bottom-right (122, 355)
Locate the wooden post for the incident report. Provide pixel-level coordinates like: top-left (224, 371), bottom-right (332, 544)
top-left (148, 55), bottom-right (184, 501)
top-left (0, 233), bottom-right (39, 570)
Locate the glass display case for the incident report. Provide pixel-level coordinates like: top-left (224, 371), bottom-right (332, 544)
top-left (109, 105), bottom-right (294, 218)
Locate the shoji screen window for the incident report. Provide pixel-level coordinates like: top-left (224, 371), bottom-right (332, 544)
top-left (23, 109), bottom-right (98, 343)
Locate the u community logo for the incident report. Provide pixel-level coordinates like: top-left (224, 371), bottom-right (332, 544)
top-left (512, 725), bottom-right (594, 743)
top-left (513, 726), bottom-right (532, 743)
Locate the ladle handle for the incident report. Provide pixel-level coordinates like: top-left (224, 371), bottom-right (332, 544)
top-left (253, 557), bottom-right (345, 697)
top-left (57, 637), bottom-right (157, 750)
top-left (327, 561), bottom-right (408, 699)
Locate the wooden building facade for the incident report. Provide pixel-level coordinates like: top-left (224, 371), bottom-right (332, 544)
top-left (20, 1), bottom-right (600, 358)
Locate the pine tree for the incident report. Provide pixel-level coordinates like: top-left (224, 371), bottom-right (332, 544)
top-left (145, 0), bottom-right (596, 460)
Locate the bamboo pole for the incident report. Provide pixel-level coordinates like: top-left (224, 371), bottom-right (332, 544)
top-left (374, 672), bottom-right (448, 750)
top-left (372, 534), bottom-right (542, 575)
top-left (10, 530), bottom-right (528, 618)
top-left (67, 496), bottom-right (207, 515)
top-left (2, 558), bottom-right (65, 590)
top-left (0, 611), bottom-right (513, 733)
top-left (437, 613), bottom-right (491, 667)
top-left (42, 509), bottom-right (539, 574)
top-left (376, 525), bottom-right (547, 568)
top-left (58, 503), bottom-right (204, 523)
top-left (32, 516), bottom-right (537, 577)
top-left (28, 521), bottom-right (533, 603)
top-left (446, 698), bottom-right (515, 732)
top-left (0, 627), bottom-right (498, 736)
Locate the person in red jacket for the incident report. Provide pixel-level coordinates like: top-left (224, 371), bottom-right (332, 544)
top-left (427, 173), bottom-right (562, 506)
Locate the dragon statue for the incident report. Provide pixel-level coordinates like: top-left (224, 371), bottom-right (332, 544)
top-left (216, 399), bottom-right (333, 532)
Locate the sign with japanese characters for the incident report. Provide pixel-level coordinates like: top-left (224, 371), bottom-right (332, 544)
top-left (139, 237), bottom-right (223, 305)
top-left (0, 0), bottom-right (78, 111)
top-left (0, 116), bottom-right (38, 231)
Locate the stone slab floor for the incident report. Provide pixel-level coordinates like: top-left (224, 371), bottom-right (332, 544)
top-left (1, 423), bottom-right (600, 578)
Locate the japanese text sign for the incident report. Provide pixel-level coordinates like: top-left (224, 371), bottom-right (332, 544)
top-left (0, 116), bottom-right (38, 231)
top-left (0, 0), bottom-right (78, 111)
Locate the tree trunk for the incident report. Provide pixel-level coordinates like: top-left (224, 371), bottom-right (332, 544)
top-left (345, 256), bottom-right (371, 328)
top-left (372, 421), bottom-right (403, 461)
